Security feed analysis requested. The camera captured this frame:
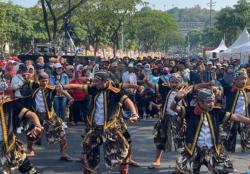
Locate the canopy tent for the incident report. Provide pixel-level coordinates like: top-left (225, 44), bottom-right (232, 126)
top-left (208, 38), bottom-right (228, 59)
top-left (230, 27), bottom-right (250, 49)
top-left (222, 28), bottom-right (250, 54)
top-left (210, 39), bottom-right (228, 53)
top-left (219, 28), bottom-right (250, 64)
top-left (232, 42), bottom-right (250, 53)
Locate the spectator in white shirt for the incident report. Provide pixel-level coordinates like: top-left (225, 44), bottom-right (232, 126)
top-left (11, 64), bottom-right (29, 98)
top-left (10, 64), bottom-right (30, 133)
top-left (122, 63), bottom-right (137, 96)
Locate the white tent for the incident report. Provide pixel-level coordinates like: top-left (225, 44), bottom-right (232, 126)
top-left (233, 42), bottom-right (250, 53)
top-left (230, 27), bottom-right (250, 49)
top-left (209, 38), bottom-right (228, 59)
top-left (222, 28), bottom-right (250, 54)
top-left (231, 42), bottom-right (250, 64)
top-left (210, 39), bottom-right (228, 53)
top-left (219, 28), bottom-right (250, 64)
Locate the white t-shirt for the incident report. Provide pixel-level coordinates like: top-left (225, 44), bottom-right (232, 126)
top-left (122, 71), bottom-right (137, 94)
top-left (234, 91), bottom-right (246, 116)
top-left (94, 93), bottom-right (105, 126)
top-left (122, 71), bottom-right (137, 84)
top-left (10, 74), bottom-right (25, 98)
top-left (166, 91), bottom-right (178, 116)
top-left (197, 116), bottom-right (213, 149)
top-left (35, 89), bottom-right (46, 113)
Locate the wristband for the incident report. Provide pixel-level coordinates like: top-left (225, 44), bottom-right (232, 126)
top-left (35, 125), bottom-right (43, 129)
top-left (130, 113), bottom-right (139, 118)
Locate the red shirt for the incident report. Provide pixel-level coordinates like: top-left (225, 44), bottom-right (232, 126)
top-left (69, 79), bottom-right (86, 101)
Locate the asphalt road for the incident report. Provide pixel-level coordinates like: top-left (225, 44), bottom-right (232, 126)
top-left (15, 119), bottom-right (250, 174)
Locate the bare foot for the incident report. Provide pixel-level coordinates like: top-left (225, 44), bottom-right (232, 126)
top-left (148, 162), bottom-right (160, 169)
top-left (26, 150), bottom-right (35, 157)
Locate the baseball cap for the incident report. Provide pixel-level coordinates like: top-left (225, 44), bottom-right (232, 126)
top-left (54, 63), bottom-right (62, 69)
top-left (111, 62), bottom-right (118, 67)
top-left (128, 63), bottom-right (134, 68)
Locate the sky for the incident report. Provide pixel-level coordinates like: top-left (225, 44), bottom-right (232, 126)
top-left (4, 0), bottom-right (239, 10)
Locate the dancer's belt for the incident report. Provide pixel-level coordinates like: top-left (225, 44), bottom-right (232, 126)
top-left (93, 124), bottom-right (103, 129)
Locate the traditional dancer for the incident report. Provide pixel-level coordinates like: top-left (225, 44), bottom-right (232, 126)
top-left (224, 70), bottom-right (250, 152)
top-left (0, 81), bottom-right (43, 174)
top-left (171, 87), bottom-right (250, 173)
top-left (116, 82), bottom-right (144, 168)
top-left (62, 70), bottom-right (139, 174)
top-left (26, 72), bottom-right (74, 161)
top-left (145, 73), bottom-right (187, 169)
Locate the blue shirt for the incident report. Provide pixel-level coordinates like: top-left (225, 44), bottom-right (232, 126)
top-left (49, 73), bottom-right (69, 97)
top-left (49, 73), bottom-right (69, 86)
top-left (149, 74), bottom-right (160, 92)
top-left (149, 74), bottom-right (160, 84)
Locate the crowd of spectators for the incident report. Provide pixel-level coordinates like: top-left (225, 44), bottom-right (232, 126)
top-left (0, 55), bottom-right (248, 127)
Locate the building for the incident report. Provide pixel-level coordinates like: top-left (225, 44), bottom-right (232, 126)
top-left (178, 21), bottom-right (205, 35)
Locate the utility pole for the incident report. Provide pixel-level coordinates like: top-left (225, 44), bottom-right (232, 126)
top-left (208, 0), bottom-right (215, 27)
top-left (152, 4), bottom-right (156, 9)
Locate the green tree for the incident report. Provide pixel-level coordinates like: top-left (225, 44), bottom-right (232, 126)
top-left (0, 2), bottom-right (8, 48)
top-left (40, 0), bottom-right (87, 42)
top-left (127, 9), bottom-right (178, 52)
top-left (26, 6), bottom-right (48, 43)
top-left (75, 0), bottom-right (110, 56)
top-left (234, 0), bottom-right (250, 28)
top-left (165, 31), bottom-right (185, 48)
top-left (215, 7), bottom-right (241, 45)
top-left (0, 2), bottom-right (37, 52)
top-left (215, 0), bottom-right (250, 45)
top-left (76, 0), bottom-right (142, 56)
top-left (201, 27), bottom-right (222, 47)
top-left (104, 0), bottom-right (142, 57)
top-left (186, 29), bottom-right (202, 48)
